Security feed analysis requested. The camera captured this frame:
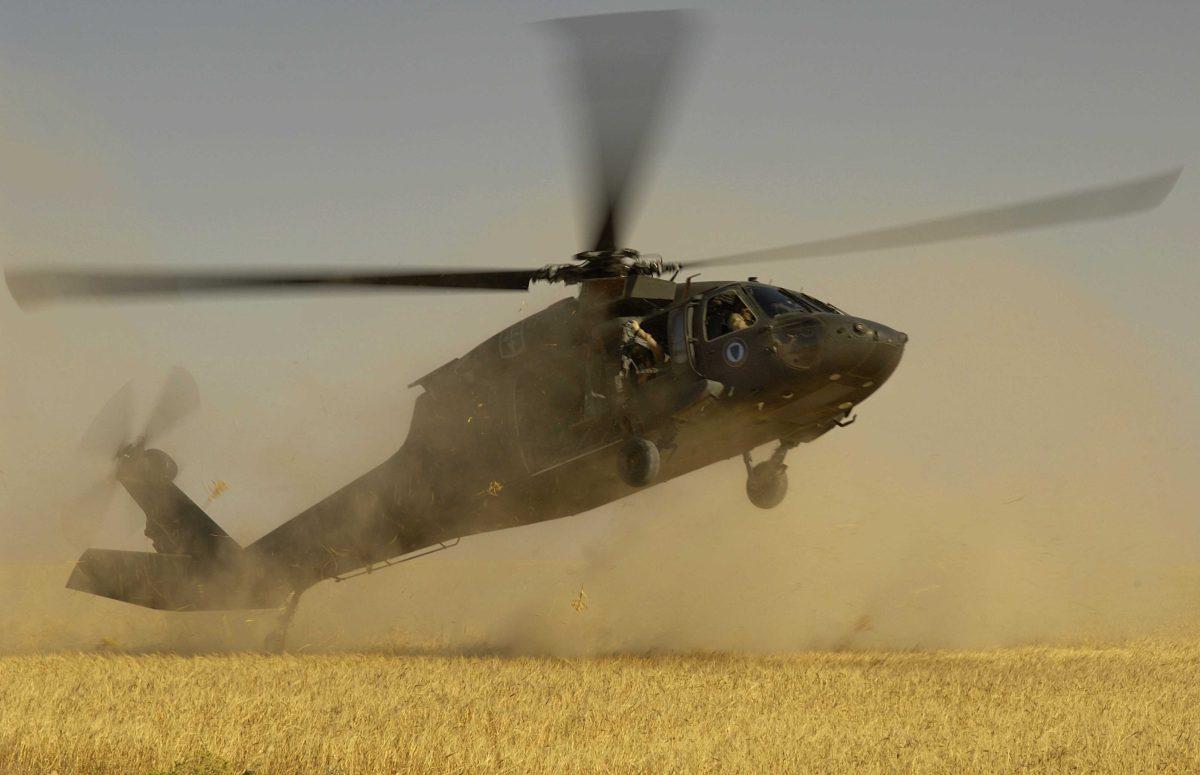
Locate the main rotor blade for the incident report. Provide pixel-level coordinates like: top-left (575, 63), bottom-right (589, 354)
top-left (5, 267), bottom-right (536, 309)
top-left (684, 168), bottom-right (1182, 269)
top-left (542, 10), bottom-right (698, 252)
top-left (143, 366), bottom-right (200, 446)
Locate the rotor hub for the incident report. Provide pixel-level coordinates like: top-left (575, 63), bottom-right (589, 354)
top-left (534, 249), bottom-right (680, 286)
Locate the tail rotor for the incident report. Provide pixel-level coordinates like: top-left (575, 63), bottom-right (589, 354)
top-left (61, 367), bottom-right (200, 546)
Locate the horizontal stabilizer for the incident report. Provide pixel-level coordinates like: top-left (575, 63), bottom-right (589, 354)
top-left (67, 548), bottom-right (289, 611)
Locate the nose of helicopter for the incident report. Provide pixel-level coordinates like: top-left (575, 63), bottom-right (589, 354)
top-left (772, 313), bottom-right (906, 387)
top-left (825, 315), bottom-right (907, 383)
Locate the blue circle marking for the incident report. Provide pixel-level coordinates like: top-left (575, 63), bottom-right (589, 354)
top-left (724, 338), bottom-right (748, 367)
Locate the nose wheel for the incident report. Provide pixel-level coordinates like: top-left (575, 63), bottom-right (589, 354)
top-left (743, 440), bottom-right (797, 510)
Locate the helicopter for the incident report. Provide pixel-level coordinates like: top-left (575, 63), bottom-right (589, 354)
top-left (3, 10), bottom-right (1180, 646)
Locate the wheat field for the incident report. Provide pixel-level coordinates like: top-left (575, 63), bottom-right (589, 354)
top-left (2, 641), bottom-right (1198, 774)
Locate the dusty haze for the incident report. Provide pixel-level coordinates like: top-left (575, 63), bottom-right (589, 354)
top-left (1, 1), bottom-right (1198, 654)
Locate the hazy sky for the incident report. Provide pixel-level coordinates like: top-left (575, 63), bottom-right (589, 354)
top-left (1, 2), bottom-right (1198, 649)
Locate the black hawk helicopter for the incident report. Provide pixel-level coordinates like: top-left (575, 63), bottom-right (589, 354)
top-left (4, 11), bottom-right (1180, 646)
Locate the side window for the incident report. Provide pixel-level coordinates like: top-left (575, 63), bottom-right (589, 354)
top-left (704, 291), bottom-right (756, 340)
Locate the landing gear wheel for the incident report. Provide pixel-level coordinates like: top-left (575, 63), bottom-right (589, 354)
top-left (746, 462), bottom-right (788, 509)
top-left (617, 437), bottom-right (660, 487)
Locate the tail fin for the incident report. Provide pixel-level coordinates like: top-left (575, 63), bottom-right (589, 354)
top-left (116, 451), bottom-right (241, 561)
top-left (67, 549), bottom-right (289, 611)
top-left (67, 449), bottom-right (292, 611)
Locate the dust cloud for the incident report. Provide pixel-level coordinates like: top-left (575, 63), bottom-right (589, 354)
top-left (2, 76), bottom-right (1198, 655)
top-left (5, 252), bottom-right (1196, 655)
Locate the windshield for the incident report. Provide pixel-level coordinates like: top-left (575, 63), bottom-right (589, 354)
top-left (749, 284), bottom-right (844, 316)
top-left (797, 292), bottom-right (842, 314)
top-left (749, 285), bottom-right (818, 316)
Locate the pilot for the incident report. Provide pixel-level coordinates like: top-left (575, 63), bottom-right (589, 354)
top-left (727, 308), bottom-right (751, 331)
top-left (706, 292), bottom-right (755, 337)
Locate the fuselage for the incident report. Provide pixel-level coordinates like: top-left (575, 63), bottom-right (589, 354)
top-left (247, 276), bottom-right (906, 588)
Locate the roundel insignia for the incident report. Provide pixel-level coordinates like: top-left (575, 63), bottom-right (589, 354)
top-left (723, 338), bottom-right (748, 367)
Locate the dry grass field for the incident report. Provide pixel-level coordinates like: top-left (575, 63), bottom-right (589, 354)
top-left (2, 640), bottom-right (1199, 774)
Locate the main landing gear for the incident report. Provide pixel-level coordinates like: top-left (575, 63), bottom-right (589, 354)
top-left (616, 418), bottom-right (676, 488)
top-left (617, 437), bottom-right (661, 487)
top-left (743, 440), bottom-right (797, 509)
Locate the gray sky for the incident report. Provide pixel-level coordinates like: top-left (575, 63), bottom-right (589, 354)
top-left (1, 1), bottom-right (1198, 648)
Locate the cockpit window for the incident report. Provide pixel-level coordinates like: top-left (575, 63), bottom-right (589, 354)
top-left (704, 290), bottom-right (757, 340)
top-left (747, 284), bottom-right (843, 316)
top-left (797, 292), bottom-right (842, 314)
top-left (749, 285), bottom-right (818, 316)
